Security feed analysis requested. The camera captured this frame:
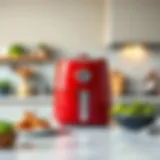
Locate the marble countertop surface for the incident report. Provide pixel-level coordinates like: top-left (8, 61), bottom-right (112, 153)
top-left (1, 126), bottom-right (160, 160)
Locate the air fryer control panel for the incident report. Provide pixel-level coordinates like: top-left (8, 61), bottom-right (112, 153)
top-left (76, 70), bottom-right (91, 83)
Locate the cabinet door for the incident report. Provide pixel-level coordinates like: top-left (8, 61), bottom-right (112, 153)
top-left (109, 0), bottom-right (160, 42)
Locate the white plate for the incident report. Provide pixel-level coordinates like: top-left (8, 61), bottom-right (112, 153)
top-left (17, 128), bottom-right (58, 137)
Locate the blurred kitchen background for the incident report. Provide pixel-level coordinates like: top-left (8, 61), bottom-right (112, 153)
top-left (0, 0), bottom-right (160, 121)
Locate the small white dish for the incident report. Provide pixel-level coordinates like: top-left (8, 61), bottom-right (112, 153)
top-left (17, 127), bottom-right (58, 137)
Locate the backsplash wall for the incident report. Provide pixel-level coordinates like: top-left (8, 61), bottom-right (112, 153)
top-left (107, 49), bottom-right (160, 94)
top-left (108, 50), bottom-right (158, 78)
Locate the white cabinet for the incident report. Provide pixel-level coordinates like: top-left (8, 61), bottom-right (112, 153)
top-left (109, 0), bottom-right (160, 43)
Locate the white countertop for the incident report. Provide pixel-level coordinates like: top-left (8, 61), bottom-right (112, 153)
top-left (1, 127), bottom-right (160, 160)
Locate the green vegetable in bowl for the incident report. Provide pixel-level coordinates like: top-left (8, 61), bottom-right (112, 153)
top-left (0, 121), bottom-right (14, 135)
top-left (144, 104), bottom-right (156, 116)
top-left (129, 101), bottom-right (144, 116)
top-left (111, 103), bottom-right (125, 116)
top-left (122, 107), bottom-right (134, 116)
top-left (112, 101), bottom-right (156, 117)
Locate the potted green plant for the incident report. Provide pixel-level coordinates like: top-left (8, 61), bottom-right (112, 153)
top-left (35, 43), bottom-right (53, 59)
top-left (0, 80), bottom-right (12, 95)
top-left (8, 44), bottom-right (27, 59)
top-left (0, 121), bottom-right (16, 148)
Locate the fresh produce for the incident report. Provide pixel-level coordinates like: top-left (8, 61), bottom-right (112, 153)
top-left (0, 121), bottom-right (15, 148)
top-left (16, 112), bottom-right (51, 131)
top-left (15, 66), bottom-right (36, 79)
top-left (111, 103), bottom-right (124, 115)
top-left (143, 104), bottom-right (155, 117)
top-left (111, 101), bottom-right (156, 117)
top-left (8, 44), bottom-right (26, 59)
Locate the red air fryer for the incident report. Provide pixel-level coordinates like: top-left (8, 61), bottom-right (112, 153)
top-left (54, 55), bottom-right (111, 125)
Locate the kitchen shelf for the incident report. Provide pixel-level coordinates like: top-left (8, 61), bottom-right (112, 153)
top-left (0, 56), bottom-right (53, 64)
top-left (0, 95), bottom-right (53, 106)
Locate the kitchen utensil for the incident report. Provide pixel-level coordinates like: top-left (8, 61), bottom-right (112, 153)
top-left (110, 70), bottom-right (126, 96)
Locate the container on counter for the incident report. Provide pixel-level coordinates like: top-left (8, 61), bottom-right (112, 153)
top-left (144, 70), bottom-right (160, 95)
top-left (110, 70), bottom-right (126, 97)
top-left (15, 66), bottom-right (38, 97)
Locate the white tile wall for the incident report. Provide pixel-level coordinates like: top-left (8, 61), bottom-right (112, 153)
top-left (107, 50), bottom-right (160, 94)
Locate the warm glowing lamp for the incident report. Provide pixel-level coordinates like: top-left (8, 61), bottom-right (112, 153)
top-left (120, 44), bottom-right (148, 61)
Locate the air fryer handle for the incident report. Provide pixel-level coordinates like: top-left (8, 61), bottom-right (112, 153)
top-left (79, 90), bottom-right (90, 123)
